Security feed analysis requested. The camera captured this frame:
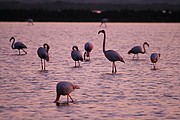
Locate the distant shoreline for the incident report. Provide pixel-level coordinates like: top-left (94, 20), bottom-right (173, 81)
top-left (0, 9), bottom-right (180, 22)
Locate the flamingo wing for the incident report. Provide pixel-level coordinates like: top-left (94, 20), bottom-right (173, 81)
top-left (14, 42), bottom-right (27, 49)
top-left (37, 47), bottom-right (49, 61)
top-left (56, 82), bottom-right (74, 95)
top-left (85, 42), bottom-right (93, 52)
top-left (105, 50), bottom-right (124, 63)
top-left (128, 46), bottom-right (142, 54)
top-left (71, 50), bottom-right (83, 61)
top-left (150, 53), bottom-right (158, 63)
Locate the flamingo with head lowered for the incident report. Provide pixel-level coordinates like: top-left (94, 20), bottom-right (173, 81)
top-left (71, 46), bottom-right (83, 67)
top-left (10, 37), bottom-right (27, 55)
top-left (128, 42), bottom-right (149, 59)
top-left (84, 42), bottom-right (93, 61)
top-left (54, 81), bottom-right (80, 104)
top-left (37, 43), bottom-right (50, 70)
top-left (98, 30), bottom-right (125, 73)
top-left (150, 53), bottom-right (160, 69)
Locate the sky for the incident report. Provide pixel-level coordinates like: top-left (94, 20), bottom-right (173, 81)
top-left (0, 0), bottom-right (180, 4)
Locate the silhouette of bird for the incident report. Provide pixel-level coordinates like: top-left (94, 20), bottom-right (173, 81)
top-left (71, 46), bottom-right (83, 67)
top-left (98, 30), bottom-right (125, 73)
top-left (84, 42), bottom-right (93, 61)
top-left (100, 18), bottom-right (109, 27)
top-left (10, 37), bottom-right (27, 55)
top-left (37, 43), bottom-right (50, 70)
top-left (54, 81), bottom-right (80, 104)
top-left (128, 42), bottom-right (149, 59)
top-left (150, 53), bottom-right (160, 69)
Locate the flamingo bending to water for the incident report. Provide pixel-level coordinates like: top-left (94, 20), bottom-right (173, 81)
top-left (98, 30), bottom-right (125, 73)
top-left (150, 53), bottom-right (160, 69)
top-left (54, 81), bottom-right (80, 104)
top-left (128, 42), bottom-right (149, 59)
top-left (71, 46), bottom-right (83, 67)
top-left (37, 43), bottom-right (50, 70)
top-left (10, 37), bottom-right (27, 55)
top-left (84, 42), bottom-right (93, 61)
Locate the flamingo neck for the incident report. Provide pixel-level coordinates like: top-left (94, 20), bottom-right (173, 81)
top-left (142, 43), bottom-right (146, 54)
top-left (10, 37), bottom-right (15, 49)
top-left (102, 32), bottom-right (106, 53)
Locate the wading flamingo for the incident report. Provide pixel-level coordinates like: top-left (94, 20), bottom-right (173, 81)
top-left (100, 18), bottom-right (109, 27)
top-left (150, 53), bottom-right (160, 69)
top-left (128, 42), bottom-right (149, 59)
top-left (54, 81), bottom-right (80, 104)
top-left (98, 30), bottom-right (125, 73)
top-left (71, 46), bottom-right (83, 67)
top-left (37, 43), bottom-right (50, 70)
top-left (84, 42), bottom-right (93, 61)
top-left (10, 37), bottom-right (27, 55)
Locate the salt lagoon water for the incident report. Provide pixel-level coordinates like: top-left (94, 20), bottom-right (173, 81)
top-left (0, 22), bottom-right (180, 119)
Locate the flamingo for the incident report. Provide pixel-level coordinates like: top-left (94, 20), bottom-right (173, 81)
top-left (100, 18), bottom-right (109, 27)
top-left (84, 42), bottom-right (93, 61)
top-left (150, 53), bottom-right (160, 69)
top-left (10, 37), bottom-right (27, 55)
top-left (128, 42), bottom-right (149, 59)
top-left (37, 43), bottom-right (50, 70)
top-left (54, 81), bottom-right (80, 104)
top-left (98, 30), bottom-right (125, 73)
top-left (71, 46), bottom-right (83, 67)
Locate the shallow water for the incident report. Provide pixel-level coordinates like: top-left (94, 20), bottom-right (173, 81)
top-left (0, 22), bottom-right (180, 119)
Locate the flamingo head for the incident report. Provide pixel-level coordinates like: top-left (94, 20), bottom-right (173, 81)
top-left (144, 42), bottom-right (150, 47)
top-left (73, 84), bottom-right (80, 89)
top-left (43, 43), bottom-right (50, 52)
top-left (10, 37), bottom-right (15, 42)
top-left (98, 30), bottom-right (105, 34)
top-left (72, 46), bottom-right (79, 51)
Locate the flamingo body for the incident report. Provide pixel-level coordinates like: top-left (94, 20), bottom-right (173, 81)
top-left (54, 81), bottom-right (80, 104)
top-left (84, 42), bottom-right (93, 60)
top-left (71, 46), bottom-right (83, 67)
top-left (37, 43), bottom-right (50, 70)
top-left (10, 37), bottom-right (27, 55)
top-left (128, 42), bottom-right (149, 59)
top-left (150, 53), bottom-right (160, 69)
top-left (98, 30), bottom-right (125, 73)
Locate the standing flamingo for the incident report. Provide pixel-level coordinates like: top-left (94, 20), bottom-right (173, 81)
top-left (84, 42), bottom-right (93, 61)
top-left (98, 30), bottom-right (125, 73)
top-left (10, 37), bottom-right (27, 55)
top-left (128, 42), bottom-right (149, 59)
top-left (100, 18), bottom-right (109, 27)
top-left (150, 53), bottom-right (160, 69)
top-left (54, 81), bottom-right (80, 104)
top-left (37, 43), bottom-right (50, 70)
top-left (71, 46), bottom-right (83, 67)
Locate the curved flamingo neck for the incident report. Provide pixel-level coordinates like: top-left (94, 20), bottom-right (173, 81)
top-left (43, 43), bottom-right (50, 53)
top-left (142, 43), bottom-right (148, 54)
top-left (10, 37), bottom-right (15, 49)
top-left (102, 31), bottom-right (106, 53)
top-left (72, 46), bottom-right (79, 51)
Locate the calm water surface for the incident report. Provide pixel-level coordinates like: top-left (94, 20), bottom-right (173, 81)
top-left (0, 22), bottom-right (180, 120)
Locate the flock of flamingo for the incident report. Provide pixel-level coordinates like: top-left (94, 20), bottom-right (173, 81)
top-left (9, 29), bottom-right (160, 104)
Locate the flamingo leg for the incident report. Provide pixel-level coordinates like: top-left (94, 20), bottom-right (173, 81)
top-left (22, 49), bottom-right (27, 54)
top-left (67, 95), bottom-right (69, 104)
top-left (114, 62), bottom-right (117, 73)
top-left (137, 54), bottom-right (139, 59)
top-left (41, 59), bottom-right (43, 70)
top-left (132, 54), bottom-right (135, 59)
top-left (68, 95), bottom-right (74, 102)
top-left (18, 49), bottom-right (20, 55)
top-left (54, 94), bottom-right (61, 103)
top-left (78, 61), bottom-right (80, 66)
top-left (44, 59), bottom-right (46, 70)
